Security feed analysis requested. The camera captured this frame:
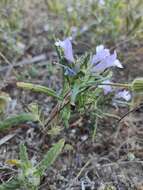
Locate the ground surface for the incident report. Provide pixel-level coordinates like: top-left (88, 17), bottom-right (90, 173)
top-left (0, 1), bottom-right (143, 190)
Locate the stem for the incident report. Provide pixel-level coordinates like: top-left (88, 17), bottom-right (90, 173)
top-left (100, 82), bottom-right (131, 89)
top-left (75, 159), bottom-right (92, 180)
top-left (92, 117), bottom-right (98, 143)
top-left (45, 90), bottom-right (71, 127)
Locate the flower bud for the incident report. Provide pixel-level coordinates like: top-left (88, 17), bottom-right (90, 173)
top-left (131, 78), bottom-right (143, 94)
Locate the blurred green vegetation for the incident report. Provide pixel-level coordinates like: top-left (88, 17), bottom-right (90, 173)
top-left (0, 0), bottom-right (23, 60)
top-left (0, 0), bottom-right (142, 61)
top-left (45, 0), bottom-right (143, 45)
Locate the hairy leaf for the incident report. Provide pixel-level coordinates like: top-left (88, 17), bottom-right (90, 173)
top-left (19, 144), bottom-right (32, 172)
top-left (17, 82), bottom-right (62, 100)
top-left (35, 139), bottom-right (65, 176)
top-left (0, 178), bottom-right (21, 190)
top-left (0, 113), bottom-right (38, 131)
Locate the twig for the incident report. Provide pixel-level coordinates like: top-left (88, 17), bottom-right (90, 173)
top-left (0, 54), bottom-right (47, 73)
top-left (0, 52), bottom-right (11, 65)
top-left (75, 159), bottom-right (92, 180)
top-left (0, 51), bottom-right (17, 79)
top-left (0, 133), bottom-right (16, 146)
top-left (45, 90), bottom-right (71, 127)
top-left (101, 160), bottom-right (143, 168)
top-left (118, 104), bottom-right (143, 123)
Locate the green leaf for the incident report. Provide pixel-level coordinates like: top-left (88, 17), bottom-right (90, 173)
top-left (0, 92), bottom-right (11, 114)
top-left (17, 82), bottom-right (62, 100)
top-left (71, 84), bottom-right (80, 104)
top-left (0, 178), bottom-right (21, 190)
top-left (34, 139), bottom-right (65, 177)
top-left (128, 16), bottom-right (142, 35)
top-left (81, 53), bottom-right (91, 69)
top-left (47, 126), bottom-right (63, 136)
top-left (19, 144), bottom-right (32, 172)
top-left (28, 103), bottom-right (44, 127)
top-left (131, 78), bottom-right (143, 93)
top-left (0, 113), bottom-right (38, 131)
top-left (61, 105), bottom-right (71, 128)
top-left (19, 144), bottom-right (40, 189)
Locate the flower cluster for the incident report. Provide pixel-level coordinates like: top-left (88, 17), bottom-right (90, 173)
top-left (99, 81), bottom-right (131, 101)
top-left (56, 38), bottom-right (122, 74)
top-left (55, 37), bottom-right (131, 102)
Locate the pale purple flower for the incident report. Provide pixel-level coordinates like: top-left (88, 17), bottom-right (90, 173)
top-left (99, 0), bottom-right (105, 5)
top-left (99, 80), bottom-right (113, 95)
top-left (115, 90), bottom-right (131, 101)
top-left (55, 38), bottom-right (74, 63)
top-left (91, 45), bottom-right (123, 73)
top-left (92, 45), bottom-right (110, 64)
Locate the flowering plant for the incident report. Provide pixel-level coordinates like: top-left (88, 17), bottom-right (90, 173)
top-left (17, 37), bottom-right (142, 130)
top-left (54, 37), bottom-right (131, 126)
top-left (2, 38), bottom-right (143, 189)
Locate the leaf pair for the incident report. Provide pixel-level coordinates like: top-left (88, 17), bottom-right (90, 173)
top-left (1, 139), bottom-right (65, 190)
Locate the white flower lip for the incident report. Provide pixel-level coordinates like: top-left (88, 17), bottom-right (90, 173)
top-left (115, 90), bottom-right (131, 101)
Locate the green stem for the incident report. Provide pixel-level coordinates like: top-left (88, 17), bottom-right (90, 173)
top-left (100, 82), bottom-right (131, 89)
top-left (92, 117), bottom-right (98, 143)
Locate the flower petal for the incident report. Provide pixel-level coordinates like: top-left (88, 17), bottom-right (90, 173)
top-left (99, 80), bottom-right (113, 95)
top-left (92, 45), bottom-right (110, 65)
top-left (56, 38), bottom-right (74, 63)
top-left (96, 45), bottom-right (104, 53)
top-left (91, 47), bottom-right (123, 73)
top-left (113, 59), bottom-right (123, 68)
top-left (115, 90), bottom-right (131, 101)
